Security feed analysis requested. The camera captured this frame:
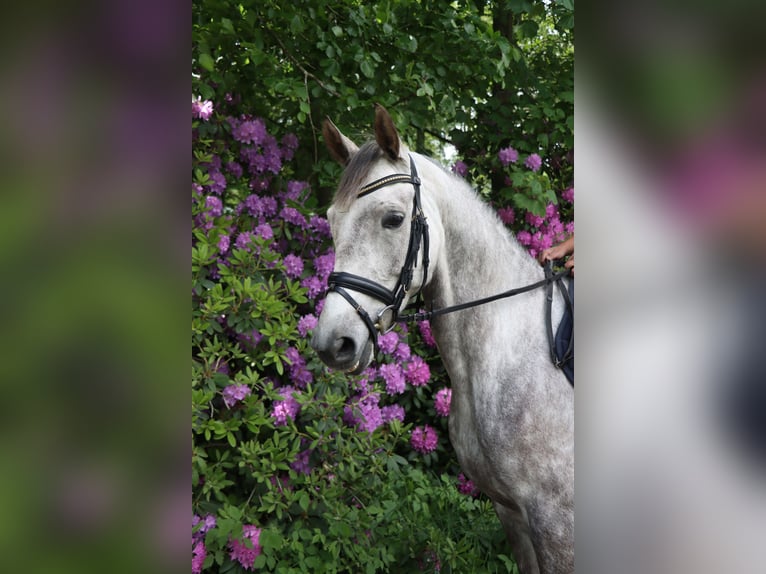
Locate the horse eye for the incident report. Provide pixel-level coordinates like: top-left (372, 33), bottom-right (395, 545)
top-left (382, 212), bottom-right (405, 229)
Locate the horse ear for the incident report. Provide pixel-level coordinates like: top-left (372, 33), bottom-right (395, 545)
top-left (374, 104), bottom-right (401, 160)
top-left (322, 117), bottom-right (359, 166)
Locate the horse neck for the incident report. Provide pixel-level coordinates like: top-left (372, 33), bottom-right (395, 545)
top-left (423, 169), bottom-right (542, 318)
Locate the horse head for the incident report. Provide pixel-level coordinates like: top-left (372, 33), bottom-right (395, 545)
top-left (311, 105), bottom-right (439, 374)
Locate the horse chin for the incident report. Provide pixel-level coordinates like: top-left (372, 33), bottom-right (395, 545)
top-left (344, 339), bottom-right (373, 375)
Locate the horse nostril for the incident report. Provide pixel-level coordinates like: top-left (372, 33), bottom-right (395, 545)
top-left (333, 337), bottom-right (356, 362)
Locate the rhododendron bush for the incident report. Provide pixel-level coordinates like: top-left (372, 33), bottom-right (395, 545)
top-left (192, 97), bottom-right (573, 572)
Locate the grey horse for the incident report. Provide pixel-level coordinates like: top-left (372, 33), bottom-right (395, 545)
top-left (311, 105), bottom-right (574, 574)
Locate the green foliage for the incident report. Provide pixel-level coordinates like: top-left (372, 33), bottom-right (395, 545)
top-left (192, 0), bottom-right (573, 207)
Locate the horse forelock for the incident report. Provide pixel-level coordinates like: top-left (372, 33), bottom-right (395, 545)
top-left (333, 141), bottom-right (407, 210)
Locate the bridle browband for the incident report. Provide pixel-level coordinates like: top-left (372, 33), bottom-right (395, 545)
top-left (327, 154), bottom-right (430, 351)
top-left (326, 154), bottom-right (572, 373)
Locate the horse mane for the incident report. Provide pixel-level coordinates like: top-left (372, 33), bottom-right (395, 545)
top-left (333, 141), bottom-right (407, 210)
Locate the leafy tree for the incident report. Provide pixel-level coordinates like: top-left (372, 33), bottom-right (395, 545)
top-left (192, 0), bottom-right (573, 207)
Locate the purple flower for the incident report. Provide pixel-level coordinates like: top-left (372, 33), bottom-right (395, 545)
top-left (192, 541), bottom-right (206, 574)
top-left (565, 221), bottom-right (575, 235)
top-left (234, 232), bottom-right (254, 251)
top-left (206, 171), bottom-right (227, 195)
top-left (281, 132), bottom-right (299, 154)
top-left (312, 252), bottom-right (335, 281)
top-left (411, 425), bottom-right (439, 454)
top-left (244, 194), bottom-right (262, 217)
top-left (377, 332), bottom-right (399, 355)
top-left (193, 513), bottom-right (217, 543)
top-left (192, 98), bottom-right (214, 121)
top-left (314, 298), bottom-right (326, 315)
top-left (283, 254), bottom-right (304, 279)
top-left (205, 196), bottom-right (222, 217)
top-left (451, 160), bottom-right (468, 177)
top-left (498, 146), bottom-right (519, 166)
top-left (381, 404), bottom-right (405, 423)
top-left (309, 216), bottom-right (331, 238)
top-left (301, 275), bottom-right (325, 300)
top-left (393, 342), bottom-right (411, 362)
top-left (404, 355), bottom-right (430, 387)
top-left (418, 320), bottom-right (437, 348)
top-left (357, 393), bottom-right (384, 433)
top-left (457, 473), bottom-right (480, 497)
top-left (272, 386), bottom-right (301, 426)
top-left (226, 161), bottom-right (243, 179)
top-left (285, 180), bottom-right (308, 201)
top-left (545, 202), bottom-right (558, 219)
top-left (260, 196), bottom-right (277, 218)
top-left (525, 153), bottom-right (542, 172)
top-left (379, 363), bottom-right (406, 395)
top-left (297, 314), bottom-right (318, 337)
top-left (254, 223), bottom-right (273, 240)
top-left (285, 347), bottom-right (313, 388)
top-left (223, 384), bottom-right (251, 408)
top-left (516, 230), bottom-right (532, 246)
top-left (237, 329), bottom-right (262, 350)
top-left (279, 206), bottom-right (308, 228)
top-left (232, 118), bottom-right (267, 145)
top-left (291, 448), bottom-right (312, 475)
top-left (497, 206), bottom-right (515, 225)
top-left (562, 186), bottom-right (574, 203)
top-left (229, 525), bottom-right (262, 570)
top-left (217, 234), bottom-right (230, 254)
top-left (434, 387), bottom-right (451, 417)
top-left (525, 211), bottom-right (545, 228)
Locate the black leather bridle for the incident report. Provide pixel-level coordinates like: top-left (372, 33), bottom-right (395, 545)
top-left (327, 154), bottom-right (430, 351)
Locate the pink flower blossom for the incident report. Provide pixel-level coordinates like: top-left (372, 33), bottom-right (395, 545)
top-left (297, 314), bottom-right (318, 337)
top-left (411, 425), bottom-right (439, 454)
top-left (405, 355), bottom-right (430, 387)
top-left (192, 541), bottom-right (206, 574)
top-left (223, 384), bottom-right (251, 408)
top-left (380, 363), bottom-right (406, 395)
top-left (393, 342), bottom-right (411, 362)
top-left (377, 331), bottom-right (399, 355)
top-left (418, 319), bottom-right (437, 348)
top-left (452, 160), bottom-right (468, 177)
top-left (525, 211), bottom-right (545, 228)
top-left (434, 387), bottom-right (451, 417)
top-left (525, 153), bottom-right (542, 172)
top-left (313, 252), bottom-right (335, 281)
top-left (457, 473), bottom-right (480, 497)
top-left (217, 234), bottom-right (230, 254)
top-left (192, 97), bottom-right (214, 121)
top-left (272, 386), bottom-right (301, 426)
top-left (497, 206), bottom-right (515, 225)
top-left (229, 525), bottom-right (262, 570)
top-left (381, 404), bottom-right (405, 423)
top-left (291, 448), bottom-right (313, 474)
top-left (498, 146), bottom-right (519, 166)
top-left (283, 254), bottom-right (304, 279)
top-left (562, 187), bottom-right (574, 203)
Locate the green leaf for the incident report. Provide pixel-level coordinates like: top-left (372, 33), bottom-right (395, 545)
top-left (198, 53), bottom-right (214, 72)
top-left (259, 528), bottom-right (282, 551)
top-left (360, 60), bottom-right (374, 79)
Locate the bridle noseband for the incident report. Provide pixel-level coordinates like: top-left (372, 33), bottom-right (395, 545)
top-left (327, 154), bottom-right (430, 351)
